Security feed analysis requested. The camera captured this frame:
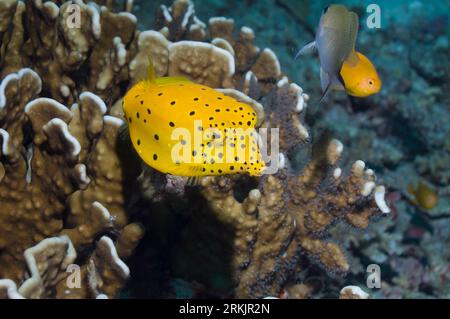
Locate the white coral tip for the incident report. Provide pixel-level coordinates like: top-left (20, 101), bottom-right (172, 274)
top-left (362, 181), bottom-right (376, 196)
top-left (374, 186), bottom-right (390, 213)
top-left (333, 167), bottom-right (342, 179)
top-left (340, 285), bottom-right (370, 299)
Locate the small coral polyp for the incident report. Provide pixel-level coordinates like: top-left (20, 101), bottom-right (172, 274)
top-left (0, 0), bottom-right (388, 299)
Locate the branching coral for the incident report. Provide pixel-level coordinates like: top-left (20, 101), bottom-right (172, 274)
top-left (172, 84), bottom-right (388, 297)
top-left (0, 0), bottom-right (389, 299)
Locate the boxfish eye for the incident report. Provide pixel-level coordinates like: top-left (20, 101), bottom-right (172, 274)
top-left (368, 80), bottom-right (374, 86)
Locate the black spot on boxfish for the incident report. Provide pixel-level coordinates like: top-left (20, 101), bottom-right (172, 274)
top-left (153, 154), bottom-right (158, 160)
top-left (136, 112), bottom-right (140, 119)
top-left (154, 134), bottom-right (159, 140)
top-left (147, 109), bottom-right (151, 114)
top-left (170, 101), bottom-right (176, 105)
top-left (190, 111), bottom-right (195, 116)
top-left (169, 122), bottom-right (175, 127)
top-left (137, 139), bottom-right (141, 145)
top-left (193, 98), bottom-right (199, 101)
top-left (158, 93), bottom-right (163, 96)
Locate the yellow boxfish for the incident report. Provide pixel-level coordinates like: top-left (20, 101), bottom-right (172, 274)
top-left (122, 60), bottom-right (266, 177)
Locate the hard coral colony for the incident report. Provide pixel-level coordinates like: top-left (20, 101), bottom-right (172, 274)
top-left (0, 0), bottom-right (389, 299)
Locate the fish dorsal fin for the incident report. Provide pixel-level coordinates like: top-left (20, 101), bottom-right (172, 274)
top-left (295, 41), bottom-right (317, 59)
top-left (145, 55), bottom-right (191, 86)
top-left (146, 56), bottom-right (157, 84)
top-left (348, 11), bottom-right (359, 53)
top-left (155, 76), bottom-right (192, 86)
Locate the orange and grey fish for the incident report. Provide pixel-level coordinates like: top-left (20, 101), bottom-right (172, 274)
top-left (296, 4), bottom-right (359, 100)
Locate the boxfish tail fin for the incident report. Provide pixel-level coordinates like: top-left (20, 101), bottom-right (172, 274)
top-left (295, 41), bottom-right (317, 59)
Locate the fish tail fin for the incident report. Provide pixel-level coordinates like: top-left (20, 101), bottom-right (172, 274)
top-left (295, 41), bottom-right (316, 59)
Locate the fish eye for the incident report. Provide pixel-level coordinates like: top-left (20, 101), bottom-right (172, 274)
top-left (368, 80), bottom-right (374, 86)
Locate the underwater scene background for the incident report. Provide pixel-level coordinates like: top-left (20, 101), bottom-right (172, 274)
top-left (0, 0), bottom-right (448, 299)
